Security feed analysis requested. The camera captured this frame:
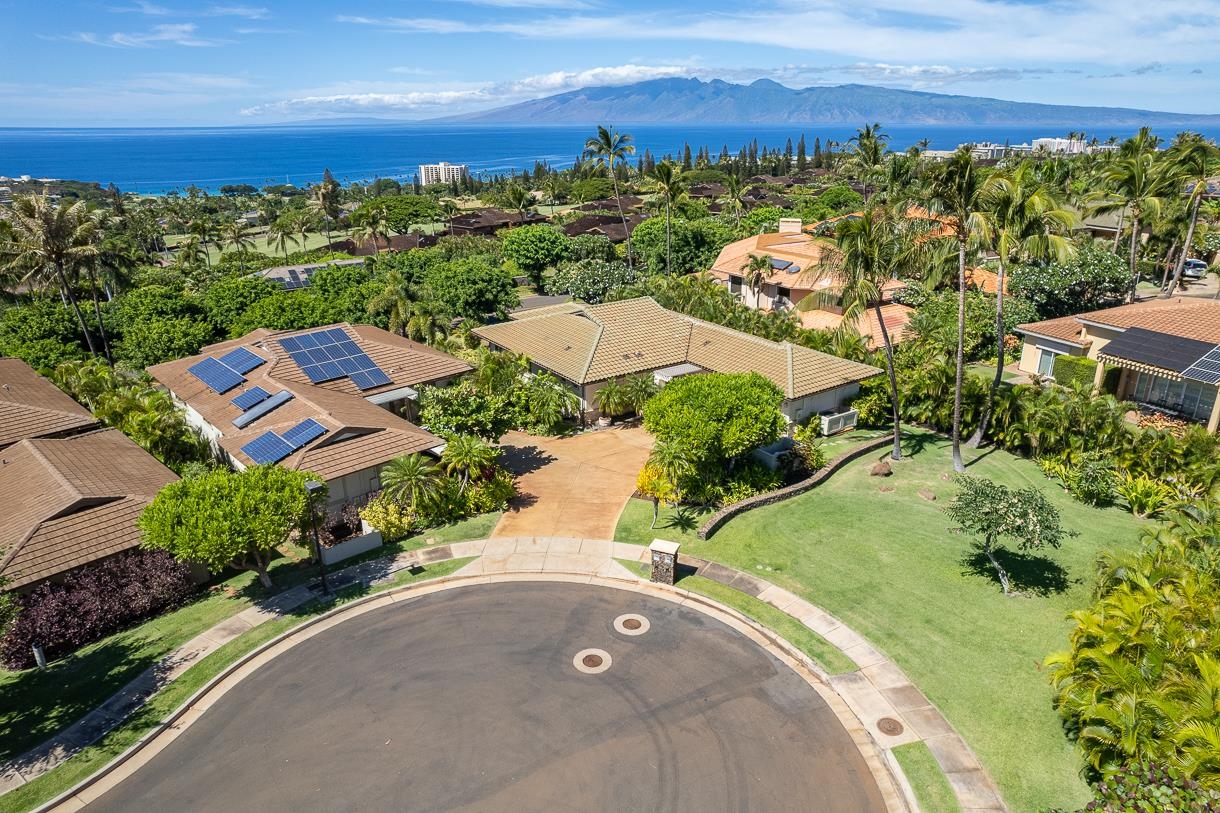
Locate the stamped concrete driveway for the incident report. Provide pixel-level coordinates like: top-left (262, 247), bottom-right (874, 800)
top-left (493, 427), bottom-right (653, 539)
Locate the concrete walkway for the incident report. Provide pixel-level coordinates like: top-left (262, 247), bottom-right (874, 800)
top-left (2, 537), bottom-right (1006, 813)
top-left (492, 427), bottom-right (653, 539)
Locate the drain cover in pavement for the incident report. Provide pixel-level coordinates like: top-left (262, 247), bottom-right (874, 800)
top-left (613, 614), bottom-right (650, 636)
top-left (573, 648), bottom-right (612, 674)
top-left (877, 717), bottom-right (904, 736)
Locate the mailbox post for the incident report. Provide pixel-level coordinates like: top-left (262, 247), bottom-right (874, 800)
top-left (649, 539), bottom-right (680, 585)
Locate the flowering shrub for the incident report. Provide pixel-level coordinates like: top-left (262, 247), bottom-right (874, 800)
top-left (1, 550), bottom-right (196, 670)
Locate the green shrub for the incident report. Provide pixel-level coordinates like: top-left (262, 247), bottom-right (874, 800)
top-left (1116, 473), bottom-right (1176, 519)
top-left (1052, 355), bottom-right (1098, 389)
top-left (713, 461), bottom-right (784, 506)
top-left (850, 389), bottom-right (891, 427)
top-left (1069, 454), bottom-right (1118, 507)
top-left (359, 495), bottom-right (417, 541)
top-left (464, 469), bottom-right (516, 514)
top-left (792, 421), bottom-right (828, 472)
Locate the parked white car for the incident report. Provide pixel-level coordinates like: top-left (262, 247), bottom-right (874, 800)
top-left (1184, 258), bottom-right (1209, 279)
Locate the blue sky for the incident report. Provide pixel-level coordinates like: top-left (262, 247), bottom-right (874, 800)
top-left (2, 0), bottom-right (1219, 126)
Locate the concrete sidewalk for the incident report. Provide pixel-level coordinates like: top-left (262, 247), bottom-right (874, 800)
top-left (2, 537), bottom-right (1006, 813)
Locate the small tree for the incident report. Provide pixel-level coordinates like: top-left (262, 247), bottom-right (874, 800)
top-left (500, 224), bottom-right (570, 285)
top-left (945, 475), bottom-right (1071, 595)
top-left (140, 466), bottom-right (319, 589)
top-left (636, 463), bottom-right (677, 529)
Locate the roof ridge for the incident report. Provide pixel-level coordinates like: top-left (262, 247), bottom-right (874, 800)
top-left (580, 320), bottom-right (605, 382)
top-left (21, 438), bottom-right (83, 502)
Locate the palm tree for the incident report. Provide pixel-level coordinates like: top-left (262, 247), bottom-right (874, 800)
top-left (366, 268), bottom-right (414, 335)
top-left (525, 372), bottom-right (581, 429)
top-left (1095, 147), bottom-right (1173, 302)
top-left (0, 192), bottom-right (101, 357)
top-left (584, 125), bottom-right (636, 266)
top-left (925, 148), bottom-right (993, 472)
top-left (503, 185), bottom-right (533, 226)
top-left (380, 453), bottom-right (440, 512)
top-left (846, 123), bottom-right (889, 203)
top-left (721, 174), bottom-right (744, 231)
top-left (440, 434), bottom-right (497, 493)
top-left (647, 160), bottom-right (688, 275)
top-left (969, 162), bottom-right (1077, 447)
top-left (831, 208), bottom-right (907, 460)
top-left (220, 220), bottom-right (256, 272)
top-left (542, 174), bottom-right (566, 212)
top-left (647, 440), bottom-right (695, 503)
top-left (187, 216), bottom-right (216, 270)
top-left (622, 373), bottom-right (659, 414)
top-left (406, 298), bottom-right (451, 346)
top-left (741, 254), bottom-right (772, 304)
top-left (310, 168), bottom-right (341, 245)
top-left (472, 348), bottom-right (527, 395)
top-left (593, 379), bottom-right (627, 419)
top-left (1163, 133), bottom-right (1219, 297)
top-left (266, 216), bottom-right (300, 259)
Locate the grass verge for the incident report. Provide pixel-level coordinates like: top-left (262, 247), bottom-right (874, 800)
top-left (893, 742), bottom-right (962, 813)
top-left (0, 558), bottom-right (472, 813)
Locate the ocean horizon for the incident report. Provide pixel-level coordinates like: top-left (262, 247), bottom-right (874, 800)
top-left (3, 122), bottom-right (1219, 195)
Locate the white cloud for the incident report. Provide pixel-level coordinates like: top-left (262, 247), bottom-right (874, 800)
top-left (240, 63), bottom-right (696, 117)
top-left (108, 1), bottom-right (170, 14)
top-left (58, 23), bottom-right (226, 47)
top-left (207, 5), bottom-right (269, 18)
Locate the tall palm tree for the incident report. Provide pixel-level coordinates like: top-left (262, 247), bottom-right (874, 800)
top-left (266, 217), bottom-right (300, 259)
top-left (925, 148), bottom-right (993, 472)
top-left (0, 192), bottom-right (102, 357)
top-left (647, 440), bottom-right (695, 503)
top-left (354, 207), bottom-right (392, 253)
top-left (380, 453), bottom-right (440, 512)
top-left (440, 435), bottom-right (497, 493)
top-left (647, 160), bottom-right (688, 275)
top-left (846, 123), bottom-right (889, 203)
top-left (310, 168), bottom-right (341, 245)
top-left (220, 220), bottom-right (256, 272)
top-left (542, 174), bottom-right (566, 212)
top-left (1095, 146), bottom-right (1173, 302)
top-left (406, 298), bottom-right (451, 346)
top-left (740, 253), bottom-right (772, 304)
top-left (503, 185), bottom-right (533, 226)
top-left (187, 216), bottom-right (216, 270)
top-left (831, 208), bottom-right (907, 460)
top-left (584, 125), bottom-right (636, 266)
top-left (969, 162), bottom-right (1077, 447)
top-left (721, 174), bottom-right (744, 231)
top-left (1163, 133), bottom-right (1219, 297)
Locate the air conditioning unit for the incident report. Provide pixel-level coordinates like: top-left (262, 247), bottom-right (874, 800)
top-left (820, 408), bottom-right (859, 436)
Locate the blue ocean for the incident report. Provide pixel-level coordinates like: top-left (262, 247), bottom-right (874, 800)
top-left (2, 123), bottom-right (1218, 195)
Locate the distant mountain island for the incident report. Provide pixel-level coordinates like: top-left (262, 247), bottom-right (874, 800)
top-left (435, 78), bottom-right (1220, 127)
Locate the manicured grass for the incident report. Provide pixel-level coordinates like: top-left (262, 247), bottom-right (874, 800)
top-left (616, 429), bottom-right (1140, 813)
top-left (0, 512), bottom-right (498, 765)
top-left (0, 558), bottom-right (472, 813)
top-left (893, 742), bottom-right (962, 813)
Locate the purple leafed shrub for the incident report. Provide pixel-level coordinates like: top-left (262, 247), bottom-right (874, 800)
top-left (1, 550), bottom-right (197, 670)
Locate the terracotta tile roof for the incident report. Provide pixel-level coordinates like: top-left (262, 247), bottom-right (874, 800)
top-left (0, 358), bottom-right (99, 449)
top-left (0, 429), bottom-right (178, 588)
top-left (148, 323), bottom-right (464, 477)
top-left (1016, 297), bottom-right (1220, 347)
top-left (474, 297), bottom-right (881, 399)
top-left (709, 232), bottom-right (836, 289)
top-left (798, 303), bottom-right (915, 349)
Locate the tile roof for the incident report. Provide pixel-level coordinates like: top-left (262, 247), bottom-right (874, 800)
top-left (148, 323), bottom-right (466, 477)
top-left (798, 302), bottom-right (915, 349)
top-left (1016, 297), bottom-right (1220, 347)
top-left (474, 297), bottom-right (880, 398)
top-left (0, 357), bottom-right (100, 449)
top-left (708, 232), bottom-right (836, 289)
top-left (0, 429), bottom-right (178, 588)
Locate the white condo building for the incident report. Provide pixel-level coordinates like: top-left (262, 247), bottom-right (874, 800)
top-left (419, 162), bottom-right (468, 185)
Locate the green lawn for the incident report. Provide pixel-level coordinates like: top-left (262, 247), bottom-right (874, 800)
top-left (616, 429), bottom-right (1140, 813)
top-left (894, 742), bottom-right (962, 813)
top-left (0, 558), bottom-right (472, 813)
top-left (0, 512), bottom-right (498, 765)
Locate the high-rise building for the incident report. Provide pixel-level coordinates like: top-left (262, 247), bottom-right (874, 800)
top-left (418, 162), bottom-right (469, 186)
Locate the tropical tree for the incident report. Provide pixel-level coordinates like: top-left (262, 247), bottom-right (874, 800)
top-left (366, 268), bottom-right (415, 336)
top-left (0, 192), bottom-right (102, 357)
top-left (646, 440), bottom-right (696, 504)
top-left (1164, 133), bottom-right (1220, 297)
top-left (1094, 139), bottom-right (1173, 302)
top-left (593, 379), bottom-right (627, 419)
top-left (721, 174), bottom-right (745, 230)
top-left (622, 373), bottom-right (659, 414)
top-left (405, 297), bottom-right (452, 346)
top-left (523, 371), bottom-right (581, 429)
top-left (647, 160), bottom-right (688, 275)
top-left (472, 348), bottom-right (527, 395)
top-left (846, 123), bottom-right (889, 202)
top-left (741, 253), bottom-right (772, 301)
top-left (970, 162), bottom-right (1077, 446)
top-left (380, 453), bottom-right (441, 512)
top-left (354, 206), bottom-right (393, 253)
top-left (503, 185), bottom-right (534, 226)
top-left (925, 148), bottom-right (993, 472)
top-left (266, 216), bottom-right (300, 259)
top-left (310, 168), bottom-right (341, 245)
top-left (440, 434), bottom-right (498, 493)
top-left (584, 125), bottom-right (637, 265)
top-left (220, 220), bottom-right (256, 273)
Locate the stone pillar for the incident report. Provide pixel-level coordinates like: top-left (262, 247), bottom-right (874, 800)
top-left (649, 539), bottom-right (680, 585)
top-left (1208, 391), bottom-right (1220, 434)
top-left (1092, 360), bottom-right (1106, 394)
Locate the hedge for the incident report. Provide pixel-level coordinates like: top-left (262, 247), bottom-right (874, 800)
top-left (1, 550), bottom-right (197, 670)
top-left (1053, 355), bottom-right (1119, 393)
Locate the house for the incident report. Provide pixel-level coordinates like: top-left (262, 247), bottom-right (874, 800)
top-left (147, 324), bottom-right (471, 507)
top-left (0, 357), bottom-right (100, 450)
top-left (706, 222), bottom-right (915, 350)
top-left (448, 208), bottom-right (545, 236)
top-left (1014, 298), bottom-right (1220, 430)
top-left (688, 182), bottom-right (727, 199)
top-left (324, 233), bottom-right (438, 256)
top-left (741, 186), bottom-right (792, 210)
top-left (250, 258), bottom-right (367, 291)
top-left (571, 195), bottom-right (644, 214)
top-left (473, 297), bottom-right (880, 425)
top-left (560, 212), bottom-right (647, 243)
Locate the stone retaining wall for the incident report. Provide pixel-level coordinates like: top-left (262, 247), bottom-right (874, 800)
top-left (697, 435), bottom-right (894, 539)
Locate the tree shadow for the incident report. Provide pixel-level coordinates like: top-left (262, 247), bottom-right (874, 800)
top-left (963, 446), bottom-right (999, 468)
top-left (961, 545), bottom-right (1074, 597)
top-left (505, 492), bottom-right (540, 513)
top-left (661, 506), bottom-right (700, 533)
top-left (497, 444), bottom-right (556, 475)
top-left (900, 432), bottom-right (932, 458)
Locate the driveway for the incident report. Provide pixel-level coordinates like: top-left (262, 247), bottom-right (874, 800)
top-left (493, 426), bottom-right (653, 539)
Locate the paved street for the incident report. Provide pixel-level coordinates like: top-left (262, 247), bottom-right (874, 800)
top-left (85, 582), bottom-right (888, 813)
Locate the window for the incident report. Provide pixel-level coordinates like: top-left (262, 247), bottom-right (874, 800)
top-left (1036, 348), bottom-right (1058, 378)
top-left (728, 275), bottom-right (742, 294)
top-left (1132, 371), bottom-right (1218, 423)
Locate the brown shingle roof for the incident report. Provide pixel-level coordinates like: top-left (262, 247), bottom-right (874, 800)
top-left (474, 297), bottom-right (880, 398)
top-left (0, 429), bottom-right (178, 588)
top-left (0, 358), bottom-right (99, 449)
top-left (1016, 297), bottom-right (1220, 347)
top-left (148, 324), bottom-right (466, 477)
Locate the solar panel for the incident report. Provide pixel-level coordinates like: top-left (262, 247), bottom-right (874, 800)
top-left (279, 336), bottom-right (302, 352)
top-left (282, 418), bottom-right (327, 450)
top-left (241, 432), bottom-right (294, 465)
top-left (218, 347), bottom-right (266, 375)
top-left (769, 258), bottom-right (792, 270)
top-left (232, 389), bottom-right (294, 428)
top-left (283, 327), bottom-right (393, 388)
top-left (187, 357), bottom-right (245, 394)
top-left (231, 386), bottom-right (271, 411)
top-left (351, 368), bottom-right (393, 390)
top-left (1181, 345), bottom-right (1220, 385)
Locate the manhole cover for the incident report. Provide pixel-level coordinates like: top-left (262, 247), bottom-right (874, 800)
top-left (613, 614), bottom-right (650, 636)
top-left (877, 717), bottom-right (905, 736)
top-left (573, 648), bottom-right (612, 674)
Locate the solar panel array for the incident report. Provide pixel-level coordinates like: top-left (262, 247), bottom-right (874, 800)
top-left (1184, 346), bottom-right (1220, 385)
top-left (232, 389), bottom-right (294, 429)
top-left (279, 328), bottom-right (393, 391)
top-left (219, 347), bottom-right (266, 375)
top-left (240, 418), bottom-right (329, 465)
top-left (280, 266), bottom-right (319, 291)
top-left (231, 386), bottom-right (271, 411)
top-left (187, 356), bottom-right (245, 394)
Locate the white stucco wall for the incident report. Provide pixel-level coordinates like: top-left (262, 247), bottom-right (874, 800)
top-left (782, 384), bottom-right (860, 424)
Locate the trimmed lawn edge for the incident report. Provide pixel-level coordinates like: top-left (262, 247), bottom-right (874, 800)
top-left (893, 742), bottom-right (963, 813)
